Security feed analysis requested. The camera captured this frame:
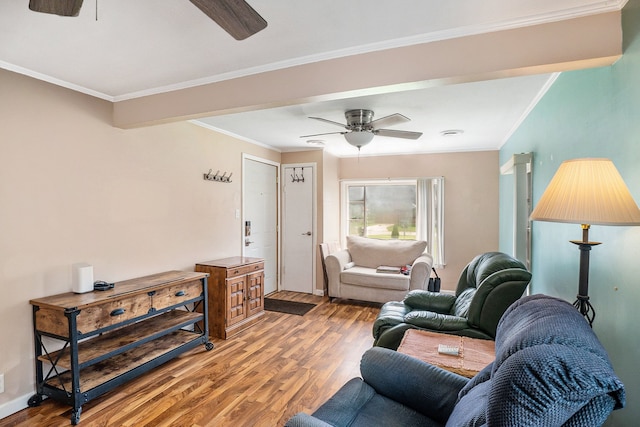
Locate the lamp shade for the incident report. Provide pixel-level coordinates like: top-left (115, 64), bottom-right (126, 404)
top-left (344, 131), bottom-right (374, 148)
top-left (530, 158), bottom-right (640, 225)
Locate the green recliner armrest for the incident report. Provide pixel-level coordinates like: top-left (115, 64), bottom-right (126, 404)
top-left (403, 289), bottom-right (457, 313)
top-left (372, 301), bottom-right (411, 339)
top-left (404, 311), bottom-right (469, 331)
top-left (373, 323), bottom-right (415, 349)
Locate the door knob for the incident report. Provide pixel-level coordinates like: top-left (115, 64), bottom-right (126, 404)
top-left (301, 231), bottom-right (312, 236)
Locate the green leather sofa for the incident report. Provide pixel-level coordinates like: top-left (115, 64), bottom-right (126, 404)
top-left (372, 252), bottom-right (532, 349)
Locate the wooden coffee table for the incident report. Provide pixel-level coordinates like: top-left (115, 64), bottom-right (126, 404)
top-left (397, 329), bottom-right (495, 378)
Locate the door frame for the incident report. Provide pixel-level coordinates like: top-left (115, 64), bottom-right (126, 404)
top-left (242, 153), bottom-right (281, 293)
top-left (281, 162), bottom-right (317, 294)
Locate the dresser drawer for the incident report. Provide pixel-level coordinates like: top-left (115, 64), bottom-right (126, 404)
top-left (153, 280), bottom-right (203, 310)
top-left (34, 307), bottom-right (73, 337)
top-left (76, 293), bottom-right (153, 335)
top-left (226, 262), bottom-right (264, 278)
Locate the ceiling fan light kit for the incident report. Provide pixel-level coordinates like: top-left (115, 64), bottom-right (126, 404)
top-left (344, 130), bottom-right (375, 148)
top-left (302, 109), bottom-right (423, 150)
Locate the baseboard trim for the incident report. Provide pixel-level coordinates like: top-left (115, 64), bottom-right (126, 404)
top-left (0, 391), bottom-right (31, 420)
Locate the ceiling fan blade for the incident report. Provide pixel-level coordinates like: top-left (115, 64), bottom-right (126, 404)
top-left (189, 0), bottom-right (267, 40)
top-left (308, 116), bottom-right (349, 129)
top-left (29, 0), bottom-right (84, 16)
top-left (369, 113), bottom-right (410, 130)
top-left (300, 131), bottom-right (346, 138)
top-left (375, 129), bottom-right (423, 140)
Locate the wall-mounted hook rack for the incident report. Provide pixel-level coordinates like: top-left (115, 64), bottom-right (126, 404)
top-left (204, 169), bottom-right (233, 183)
top-left (291, 167), bottom-right (305, 183)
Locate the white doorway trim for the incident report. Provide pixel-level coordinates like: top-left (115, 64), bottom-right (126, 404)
top-left (242, 153), bottom-right (281, 293)
top-left (281, 162), bottom-right (317, 294)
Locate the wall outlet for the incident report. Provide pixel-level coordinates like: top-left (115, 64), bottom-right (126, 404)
top-left (0, 373), bottom-right (4, 393)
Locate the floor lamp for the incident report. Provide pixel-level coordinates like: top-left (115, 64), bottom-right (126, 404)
top-left (530, 158), bottom-right (640, 326)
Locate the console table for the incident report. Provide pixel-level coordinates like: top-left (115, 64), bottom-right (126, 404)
top-left (28, 271), bottom-right (213, 425)
top-left (397, 329), bottom-right (495, 378)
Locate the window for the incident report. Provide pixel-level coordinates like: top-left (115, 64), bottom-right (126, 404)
top-left (342, 178), bottom-right (445, 267)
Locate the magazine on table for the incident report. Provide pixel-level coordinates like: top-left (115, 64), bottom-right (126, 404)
top-left (376, 265), bottom-right (401, 274)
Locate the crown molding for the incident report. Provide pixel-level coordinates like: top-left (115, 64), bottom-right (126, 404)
top-left (189, 120), bottom-right (282, 153)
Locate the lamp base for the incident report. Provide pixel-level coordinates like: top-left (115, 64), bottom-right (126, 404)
top-left (569, 225), bottom-right (600, 328)
top-left (573, 295), bottom-right (595, 327)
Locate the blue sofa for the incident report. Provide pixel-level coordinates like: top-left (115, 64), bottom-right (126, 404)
top-left (286, 295), bottom-right (625, 427)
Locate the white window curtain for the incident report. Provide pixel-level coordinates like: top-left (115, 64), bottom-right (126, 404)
top-left (417, 177), bottom-right (445, 268)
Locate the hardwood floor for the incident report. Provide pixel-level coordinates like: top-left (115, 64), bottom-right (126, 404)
top-left (0, 292), bottom-right (382, 427)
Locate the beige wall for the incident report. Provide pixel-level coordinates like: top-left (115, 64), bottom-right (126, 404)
top-left (0, 68), bottom-right (280, 413)
top-left (339, 151), bottom-right (500, 291)
top-left (322, 152), bottom-right (340, 246)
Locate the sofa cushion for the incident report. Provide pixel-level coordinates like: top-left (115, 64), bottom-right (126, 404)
top-left (346, 236), bottom-right (427, 269)
top-left (311, 377), bottom-right (439, 427)
top-left (445, 380), bottom-right (489, 427)
top-left (487, 345), bottom-right (622, 425)
top-left (403, 290), bottom-right (456, 313)
top-left (445, 295), bottom-right (626, 427)
top-left (340, 267), bottom-right (409, 291)
top-left (482, 295), bottom-right (623, 426)
top-left (404, 311), bottom-right (469, 331)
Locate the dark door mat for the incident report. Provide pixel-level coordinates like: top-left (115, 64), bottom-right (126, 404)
top-left (264, 298), bottom-right (316, 316)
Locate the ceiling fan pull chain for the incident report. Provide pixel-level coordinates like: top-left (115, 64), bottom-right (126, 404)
top-left (95, 0), bottom-right (98, 21)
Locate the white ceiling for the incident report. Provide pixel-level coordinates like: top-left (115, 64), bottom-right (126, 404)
top-left (0, 1), bottom-right (625, 157)
top-left (193, 74), bottom-right (557, 157)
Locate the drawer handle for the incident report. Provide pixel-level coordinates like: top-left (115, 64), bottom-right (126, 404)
top-left (110, 308), bottom-right (125, 316)
top-left (233, 269), bottom-right (240, 274)
top-left (175, 290), bottom-right (185, 297)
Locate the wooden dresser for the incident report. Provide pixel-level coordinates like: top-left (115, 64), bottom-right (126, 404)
top-left (195, 257), bottom-right (265, 339)
top-left (28, 271), bottom-right (212, 425)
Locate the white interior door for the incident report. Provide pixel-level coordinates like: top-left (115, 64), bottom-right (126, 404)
top-left (243, 156), bottom-right (279, 295)
top-left (282, 164), bottom-right (315, 293)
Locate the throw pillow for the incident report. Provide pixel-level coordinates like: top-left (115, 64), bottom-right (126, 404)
top-left (346, 236), bottom-right (427, 269)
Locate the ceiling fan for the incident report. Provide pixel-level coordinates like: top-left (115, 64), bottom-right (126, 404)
top-left (28, 0), bottom-right (267, 40)
top-left (301, 109), bottom-right (423, 150)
